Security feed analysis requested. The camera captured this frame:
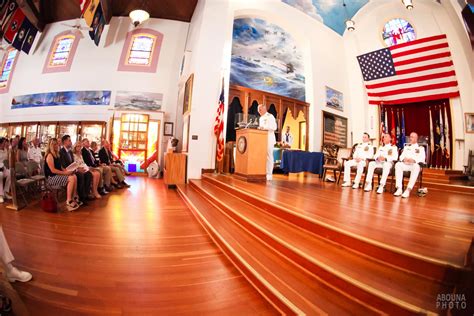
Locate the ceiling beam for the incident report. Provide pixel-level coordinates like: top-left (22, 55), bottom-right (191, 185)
top-left (100, 0), bottom-right (113, 24)
top-left (16, 0), bottom-right (45, 31)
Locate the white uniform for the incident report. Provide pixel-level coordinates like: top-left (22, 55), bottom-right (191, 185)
top-left (395, 144), bottom-right (426, 190)
top-left (365, 144), bottom-right (399, 187)
top-left (259, 112), bottom-right (277, 180)
top-left (0, 148), bottom-right (11, 198)
top-left (282, 132), bottom-right (293, 147)
top-left (0, 226), bottom-right (14, 266)
top-left (27, 146), bottom-right (42, 164)
top-left (343, 142), bottom-right (374, 185)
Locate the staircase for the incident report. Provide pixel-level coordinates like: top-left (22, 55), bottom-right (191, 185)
top-left (177, 174), bottom-right (471, 315)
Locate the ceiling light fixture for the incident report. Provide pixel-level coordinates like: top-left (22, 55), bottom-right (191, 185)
top-left (402, 0), bottom-right (414, 10)
top-left (129, 9), bottom-right (150, 27)
top-left (343, 0), bottom-right (355, 32)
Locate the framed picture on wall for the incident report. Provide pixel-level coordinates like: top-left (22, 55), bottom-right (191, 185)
top-left (325, 86), bottom-right (343, 111)
top-left (182, 115), bottom-right (191, 152)
top-left (164, 122), bottom-right (174, 136)
top-left (183, 74), bottom-right (194, 115)
top-left (465, 113), bottom-right (474, 133)
top-left (322, 111), bottom-right (348, 148)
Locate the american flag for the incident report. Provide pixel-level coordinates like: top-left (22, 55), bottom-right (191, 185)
top-left (214, 88), bottom-right (225, 162)
top-left (357, 34), bottom-right (459, 105)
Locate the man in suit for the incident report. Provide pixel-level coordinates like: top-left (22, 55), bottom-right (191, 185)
top-left (394, 132), bottom-right (426, 198)
top-left (341, 133), bottom-right (374, 189)
top-left (258, 104), bottom-right (277, 181)
top-left (364, 133), bottom-right (399, 194)
top-left (99, 140), bottom-right (130, 188)
top-left (59, 135), bottom-right (92, 203)
top-left (82, 138), bottom-right (113, 194)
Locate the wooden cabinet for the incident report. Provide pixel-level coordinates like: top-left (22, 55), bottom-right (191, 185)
top-left (164, 153), bottom-right (187, 187)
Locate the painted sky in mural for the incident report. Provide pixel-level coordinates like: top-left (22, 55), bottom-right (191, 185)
top-left (231, 18), bottom-right (305, 101)
top-left (282, 0), bottom-right (369, 35)
top-left (11, 90), bottom-right (111, 109)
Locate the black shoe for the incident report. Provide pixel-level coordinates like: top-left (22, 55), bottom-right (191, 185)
top-left (99, 189), bottom-right (107, 196)
top-left (115, 183), bottom-right (124, 189)
top-left (105, 186), bottom-right (114, 192)
top-left (121, 181), bottom-right (131, 188)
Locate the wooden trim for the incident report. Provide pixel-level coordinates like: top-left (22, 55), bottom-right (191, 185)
top-left (233, 172), bottom-right (266, 183)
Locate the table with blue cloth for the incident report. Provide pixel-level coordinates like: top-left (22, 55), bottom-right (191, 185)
top-left (280, 150), bottom-right (324, 175)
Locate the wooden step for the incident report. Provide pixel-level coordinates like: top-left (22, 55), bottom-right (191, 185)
top-left (190, 179), bottom-right (452, 314)
top-left (177, 184), bottom-right (381, 315)
top-left (202, 174), bottom-right (470, 282)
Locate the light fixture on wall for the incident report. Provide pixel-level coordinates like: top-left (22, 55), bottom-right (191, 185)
top-left (402, 0), bottom-right (414, 10)
top-left (129, 9), bottom-right (150, 27)
top-left (343, 0), bottom-right (355, 32)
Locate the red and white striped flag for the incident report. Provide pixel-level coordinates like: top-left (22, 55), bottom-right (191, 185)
top-left (79, 0), bottom-right (91, 15)
top-left (357, 34), bottom-right (459, 105)
top-left (214, 88), bottom-right (225, 161)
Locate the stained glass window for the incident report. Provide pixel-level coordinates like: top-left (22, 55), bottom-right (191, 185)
top-left (382, 18), bottom-right (416, 47)
top-left (127, 34), bottom-right (156, 66)
top-left (0, 48), bottom-right (18, 90)
top-left (49, 35), bottom-right (75, 67)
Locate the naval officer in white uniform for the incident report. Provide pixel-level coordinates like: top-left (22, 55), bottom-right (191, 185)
top-left (341, 133), bottom-right (374, 188)
top-left (364, 133), bottom-right (399, 194)
top-left (394, 132), bottom-right (426, 198)
top-left (258, 104), bottom-right (277, 181)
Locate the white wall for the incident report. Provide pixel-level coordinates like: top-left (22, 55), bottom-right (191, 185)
top-left (0, 16), bottom-right (189, 164)
top-left (182, 0), bottom-right (350, 179)
top-left (343, 0), bottom-right (474, 169)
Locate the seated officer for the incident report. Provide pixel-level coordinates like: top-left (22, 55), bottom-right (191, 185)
top-left (394, 132), bottom-right (426, 198)
top-left (364, 133), bottom-right (398, 194)
top-left (341, 132), bottom-right (374, 189)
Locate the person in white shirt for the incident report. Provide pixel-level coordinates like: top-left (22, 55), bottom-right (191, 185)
top-left (364, 133), bottom-right (399, 194)
top-left (282, 126), bottom-right (293, 148)
top-left (394, 132), bottom-right (426, 198)
top-left (258, 104), bottom-right (277, 181)
top-left (0, 137), bottom-right (12, 203)
top-left (342, 133), bottom-right (374, 189)
top-left (27, 137), bottom-right (43, 164)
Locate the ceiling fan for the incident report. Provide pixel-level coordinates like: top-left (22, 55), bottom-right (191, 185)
top-left (61, 18), bottom-right (92, 32)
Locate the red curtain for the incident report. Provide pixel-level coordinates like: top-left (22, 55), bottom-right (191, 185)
top-left (379, 99), bottom-right (453, 168)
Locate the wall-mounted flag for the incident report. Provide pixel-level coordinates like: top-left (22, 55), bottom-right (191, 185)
top-left (0, 0), bottom-right (18, 34)
top-left (83, 0), bottom-right (100, 26)
top-left (11, 17), bottom-right (37, 54)
top-left (4, 6), bottom-right (25, 43)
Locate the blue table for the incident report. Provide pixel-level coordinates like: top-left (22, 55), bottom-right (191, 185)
top-left (280, 151), bottom-right (324, 175)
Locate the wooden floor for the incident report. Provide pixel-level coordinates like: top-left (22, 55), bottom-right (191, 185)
top-left (0, 177), bottom-right (277, 315)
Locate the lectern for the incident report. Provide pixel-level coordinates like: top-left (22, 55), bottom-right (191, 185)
top-left (234, 128), bottom-right (268, 182)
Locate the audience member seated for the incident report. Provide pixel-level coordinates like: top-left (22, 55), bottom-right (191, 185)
top-left (10, 136), bottom-right (19, 150)
top-left (341, 132), bottom-right (374, 189)
top-left (0, 138), bottom-right (12, 203)
top-left (82, 138), bottom-right (113, 194)
top-left (16, 137), bottom-right (29, 163)
top-left (394, 132), bottom-right (426, 198)
top-left (44, 138), bottom-right (79, 211)
top-left (0, 226), bottom-right (32, 282)
top-left (59, 135), bottom-right (93, 204)
top-left (99, 141), bottom-right (130, 188)
top-left (72, 142), bottom-right (102, 199)
top-left (364, 133), bottom-right (399, 194)
top-left (91, 141), bottom-right (122, 189)
top-left (27, 137), bottom-right (43, 165)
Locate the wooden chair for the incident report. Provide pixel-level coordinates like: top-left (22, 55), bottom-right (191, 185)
top-left (322, 146), bottom-right (352, 183)
top-left (395, 148), bottom-right (428, 191)
top-left (464, 150), bottom-right (474, 179)
top-left (367, 148), bottom-right (402, 193)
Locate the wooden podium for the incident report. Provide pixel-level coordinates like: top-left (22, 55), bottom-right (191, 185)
top-left (234, 128), bottom-right (268, 182)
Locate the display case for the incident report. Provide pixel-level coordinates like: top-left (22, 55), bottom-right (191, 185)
top-left (24, 123), bottom-right (39, 143)
top-left (39, 123), bottom-right (57, 150)
top-left (0, 125), bottom-right (7, 138)
top-left (119, 114), bottom-right (149, 173)
top-left (59, 123), bottom-right (78, 144)
top-left (9, 124), bottom-right (22, 137)
top-left (80, 122), bottom-right (105, 143)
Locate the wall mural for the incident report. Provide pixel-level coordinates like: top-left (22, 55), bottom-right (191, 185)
top-left (114, 91), bottom-right (163, 111)
top-left (281, 0), bottom-right (369, 35)
top-left (11, 90), bottom-right (111, 109)
top-left (231, 18), bottom-right (305, 101)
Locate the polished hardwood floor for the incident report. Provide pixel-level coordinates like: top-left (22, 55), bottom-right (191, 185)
top-left (0, 177), bottom-right (277, 315)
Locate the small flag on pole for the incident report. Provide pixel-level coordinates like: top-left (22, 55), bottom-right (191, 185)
top-left (429, 107), bottom-right (434, 155)
top-left (214, 84), bottom-right (225, 162)
top-left (444, 104), bottom-right (450, 160)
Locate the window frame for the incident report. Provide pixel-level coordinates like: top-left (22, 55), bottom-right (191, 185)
top-left (0, 47), bottom-right (19, 94)
top-left (43, 30), bottom-right (81, 74)
top-left (381, 18), bottom-right (416, 47)
top-left (118, 28), bottom-right (163, 73)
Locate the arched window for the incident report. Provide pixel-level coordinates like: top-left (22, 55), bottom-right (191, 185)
top-left (0, 47), bottom-right (18, 94)
top-left (382, 18), bottom-right (416, 47)
top-left (43, 31), bottom-right (80, 73)
top-left (118, 28), bottom-right (163, 73)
